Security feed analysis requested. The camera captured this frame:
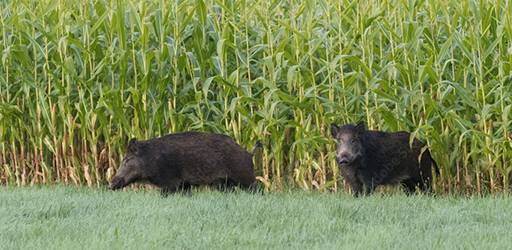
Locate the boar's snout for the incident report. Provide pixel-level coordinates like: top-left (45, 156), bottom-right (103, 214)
top-left (337, 153), bottom-right (351, 165)
top-left (109, 176), bottom-right (126, 190)
top-left (338, 159), bottom-right (350, 165)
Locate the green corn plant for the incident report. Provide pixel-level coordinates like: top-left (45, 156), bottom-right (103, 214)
top-left (0, 0), bottom-right (510, 194)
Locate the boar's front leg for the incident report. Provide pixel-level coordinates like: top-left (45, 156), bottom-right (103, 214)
top-left (349, 181), bottom-right (365, 197)
top-left (160, 182), bottom-right (192, 197)
top-left (359, 175), bottom-right (377, 196)
top-left (362, 184), bottom-right (376, 195)
top-left (341, 169), bottom-right (364, 197)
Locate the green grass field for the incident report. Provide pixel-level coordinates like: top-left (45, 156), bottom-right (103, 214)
top-left (2, 186), bottom-right (512, 249)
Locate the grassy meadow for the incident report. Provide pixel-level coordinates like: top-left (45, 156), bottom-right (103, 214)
top-left (2, 186), bottom-right (512, 249)
top-left (0, 0), bottom-right (511, 193)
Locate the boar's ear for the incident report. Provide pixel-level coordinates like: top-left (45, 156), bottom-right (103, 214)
top-left (127, 138), bottom-right (139, 154)
top-left (330, 124), bottom-right (340, 138)
top-left (355, 121), bottom-right (366, 134)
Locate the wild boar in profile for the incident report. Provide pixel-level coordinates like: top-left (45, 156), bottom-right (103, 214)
top-left (109, 132), bottom-right (260, 194)
top-left (330, 122), bottom-right (439, 196)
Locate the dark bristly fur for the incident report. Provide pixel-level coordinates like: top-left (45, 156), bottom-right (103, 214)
top-left (109, 132), bottom-right (260, 195)
top-left (330, 122), bottom-right (439, 196)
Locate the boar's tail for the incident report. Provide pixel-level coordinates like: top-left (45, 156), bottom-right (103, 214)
top-left (251, 140), bottom-right (263, 155)
top-left (432, 159), bottom-right (440, 175)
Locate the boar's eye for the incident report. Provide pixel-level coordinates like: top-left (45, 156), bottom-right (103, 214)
top-left (350, 138), bottom-right (356, 143)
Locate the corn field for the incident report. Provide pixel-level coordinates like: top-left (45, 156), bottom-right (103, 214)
top-left (0, 0), bottom-right (511, 193)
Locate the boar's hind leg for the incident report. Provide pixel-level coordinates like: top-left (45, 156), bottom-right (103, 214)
top-left (236, 177), bottom-right (258, 191)
top-left (237, 179), bottom-right (262, 194)
top-left (418, 177), bottom-right (434, 194)
top-left (247, 182), bottom-right (263, 194)
top-left (402, 179), bottom-right (419, 194)
top-left (218, 177), bottom-right (257, 193)
top-left (402, 178), bottom-right (432, 195)
top-left (227, 171), bottom-right (257, 192)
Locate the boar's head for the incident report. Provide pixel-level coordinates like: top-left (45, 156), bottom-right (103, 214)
top-left (109, 139), bottom-right (148, 190)
top-left (330, 121), bottom-right (365, 166)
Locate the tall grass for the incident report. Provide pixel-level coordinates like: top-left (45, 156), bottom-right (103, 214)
top-left (0, 0), bottom-right (511, 193)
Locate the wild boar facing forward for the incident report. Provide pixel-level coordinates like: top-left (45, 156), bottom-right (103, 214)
top-left (109, 132), bottom-right (259, 194)
top-left (330, 122), bottom-right (439, 196)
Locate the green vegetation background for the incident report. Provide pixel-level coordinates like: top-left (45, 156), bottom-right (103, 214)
top-left (0, 0), bottom-right (511, 193)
